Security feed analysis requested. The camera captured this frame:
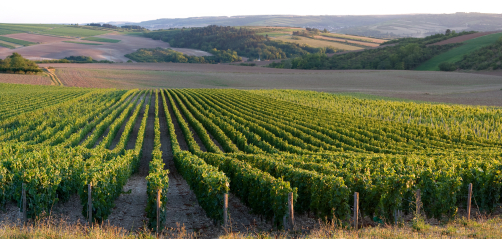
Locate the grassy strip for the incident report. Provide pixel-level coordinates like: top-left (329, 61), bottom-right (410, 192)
top-left (0, 41), bottom-right (15, 49)
top-left (0, 36), bottom-right (35, 46)
top-left (63, 41), bottom-right (102, 45)
top-left (416, 32), bottom-right (502, 71)
top-left (82, 37), bottom-right (121, 43)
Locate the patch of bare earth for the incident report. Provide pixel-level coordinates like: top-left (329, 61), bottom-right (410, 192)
top-left (0, 73), bottom-right (52, 85)
top-left (430, 31), bottom-right (502, 46)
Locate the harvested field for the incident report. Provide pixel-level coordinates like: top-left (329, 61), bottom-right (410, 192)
top-left (314, 35), bottom-right (380, 47)
top-left (430, 31), bottom-right (502, 45)
top-left (273, 35), bottom-right (362, 50)
top-left (0, 33), bottom-right (211, 62)
top-left (2, 33), bottom-right (69, 43)
top-left (35, 63), bottom-right (502, 106)
top-left (0, 73), bottom-right (52, 85)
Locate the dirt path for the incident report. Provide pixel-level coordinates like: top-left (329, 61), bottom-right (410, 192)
top-left (126, 95), bottom-right (148, 150)
top-left (104, 175), bottom-right (148, 231)
top-left (42, 67), bottom-right (63, 86)
top-left (138, 95), bottom-right (155, 176)
top-left (157, 92), bottom-right (174, 169)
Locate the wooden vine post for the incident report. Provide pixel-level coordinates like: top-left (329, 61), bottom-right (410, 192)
top-left (416, 189), bottom-right (421, 215)
top-left (22, 183), bottom-right (27, 224)
top-left (288, 192), bottom-right (294, 230)
top-left (223, 193), bottom-right (228, 228)
top-left (354, 192), bottom-right (359, 230)
top-left (88, 182), bottom-right (92, 225)
top-left (157, 189), bottom-right (161, 233)
top-left (467, 183), bottom-right (473, 220)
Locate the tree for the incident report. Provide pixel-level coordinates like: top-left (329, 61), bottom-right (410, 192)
top-left (445, 29), bottom-right (451, 35)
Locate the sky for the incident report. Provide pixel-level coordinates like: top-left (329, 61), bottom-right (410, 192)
top-left (1, 0), bottom-right (501, 24)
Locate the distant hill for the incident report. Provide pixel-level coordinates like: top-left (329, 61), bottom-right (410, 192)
top-left (125, 13), bottom-right (502, 38)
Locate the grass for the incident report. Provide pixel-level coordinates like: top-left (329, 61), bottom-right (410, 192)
top-left (1, 216), bottom-right (501, 238)
top-left (0, 36), bottom-right (36, 46)
top-left (41, 27), bottom-right (108, 37)
top-left (0, 41), bottom-right (16, 49)
top-left (416, 32), bottom-right (502, 71)
top-left (82, 37), bottom-right (121, 43)
top-left (273, 35), bottom-right (363, 50)
top-left (63, 41), bottom-right (102, 45)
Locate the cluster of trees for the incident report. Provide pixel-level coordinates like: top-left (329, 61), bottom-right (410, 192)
top-left (383, 31), bottom-right (477, 45)
top-left (121, 25), bottom-right (145, 30)
top-left (0, 53), bottom-right (42, 74)
top-left (143, 25), bottom-right (324, 60)
top-left (36, 56), bottom-right (113, 64)
top-left (440, 37), bottom-right (502, 71)
top-left (124, 47), bottom-right (241, 63)
top-left (86, 23), bottom-right (118, 29)
top-left (269, 42), bottom-right (460, 70)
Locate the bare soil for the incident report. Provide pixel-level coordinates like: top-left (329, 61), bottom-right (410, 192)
top-left (126, 95), bottom-right (148, 150)
top-left (430, 31), bottom-right (502, 45)
top-left (104, 175), bottom-right (148, 231)
top-left (138, 95), bottom-right (156, 176)
top-left (0, 73), bottom-right (52, 85)
top-left (2, 33), bottom-right (70, 44)
top-left (0, 33), bottom-right (211, 62)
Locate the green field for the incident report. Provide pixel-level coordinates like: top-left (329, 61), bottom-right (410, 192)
top-left (416, 32), bottom-right (502, 71)
top-left (0, 36), bottom-right (36, 46)
top-left (0, 41), bottom-right (16, 49)
top-left (63, 41), bottom-right (102, 45)
top-left (82, 37), bottom-right (121, 43)
top-left (0, 24), bottom-right (108, 38)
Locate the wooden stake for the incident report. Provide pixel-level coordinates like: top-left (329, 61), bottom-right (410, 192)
top-left (223, 193), bottom-right (228, 228)
top-left (88, 183), bottom-right (92, 225)
top-left (467, 183), bottom-right (473, 220)
top-left (416, 189), bottom-right (421, 215)
top-left (157, 189), bottom-right (161, 233)
top-left (288, 192), bottom-right (294, 230)
top-left (354, 192), bottom-right (359, 230)
top-left (22, 183), bottom-right (26, 224)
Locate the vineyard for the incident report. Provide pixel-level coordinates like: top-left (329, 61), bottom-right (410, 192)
top-left (0, 84), bottom-right (501, 233)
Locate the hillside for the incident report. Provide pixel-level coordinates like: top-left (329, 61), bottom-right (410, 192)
top-left (132, 13), bottom-right (502, 38)
top-left (416, 32), bottom-right (502, 71)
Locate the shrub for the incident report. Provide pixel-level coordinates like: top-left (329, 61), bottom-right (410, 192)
top-left (438, 62), bottom-right (457, 71)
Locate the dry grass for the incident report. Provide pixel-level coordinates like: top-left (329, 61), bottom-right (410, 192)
top-left (2, 216), bottom-right (501, 238)
top-left (273, 35), bottom-right (363, 50)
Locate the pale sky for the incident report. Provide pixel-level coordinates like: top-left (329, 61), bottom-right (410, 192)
top-left (1, 0), bottom-right (501, 24)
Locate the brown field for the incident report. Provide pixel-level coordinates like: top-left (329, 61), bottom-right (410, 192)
top-left (313, 35), bottom-right (380, 47)
top-left (431, 31), bottom-right (502, 45)
top-left (0, 73), bottom-right (52, 85)
top-left (3, 33), bottom-right (71, 43)
top-left (32, 63), bottom-right (502, 106)
top-left (0, 33), bottom-right (211, 62)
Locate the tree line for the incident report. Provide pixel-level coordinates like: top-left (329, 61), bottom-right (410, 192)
top-left (0, 53), bottom-right (42, 74)
top-left (124, 47), bottom-right (241, 63)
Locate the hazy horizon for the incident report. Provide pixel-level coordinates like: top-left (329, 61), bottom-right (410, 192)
top-left (1, 0), bottom-right (501, 24)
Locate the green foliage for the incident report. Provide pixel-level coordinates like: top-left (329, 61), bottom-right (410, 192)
top-left (438, 62), bottom-right (457, 71)
top-left (144, 25), bottom-right (322, 60)
top-left (416, 32), bottom-right (502, 71)
top-left (382, 31), bottom-right (477, 45)
top-left (35, 56), bottom-right (113, 64)
top-left (269, 43), bottom-right (460, 70)
top-left (125, 47), bottom-right (241, 63)
top-left (454, 37), bottom-right (502, 70)
top-left (0, 53), bottom-right (42, 74)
